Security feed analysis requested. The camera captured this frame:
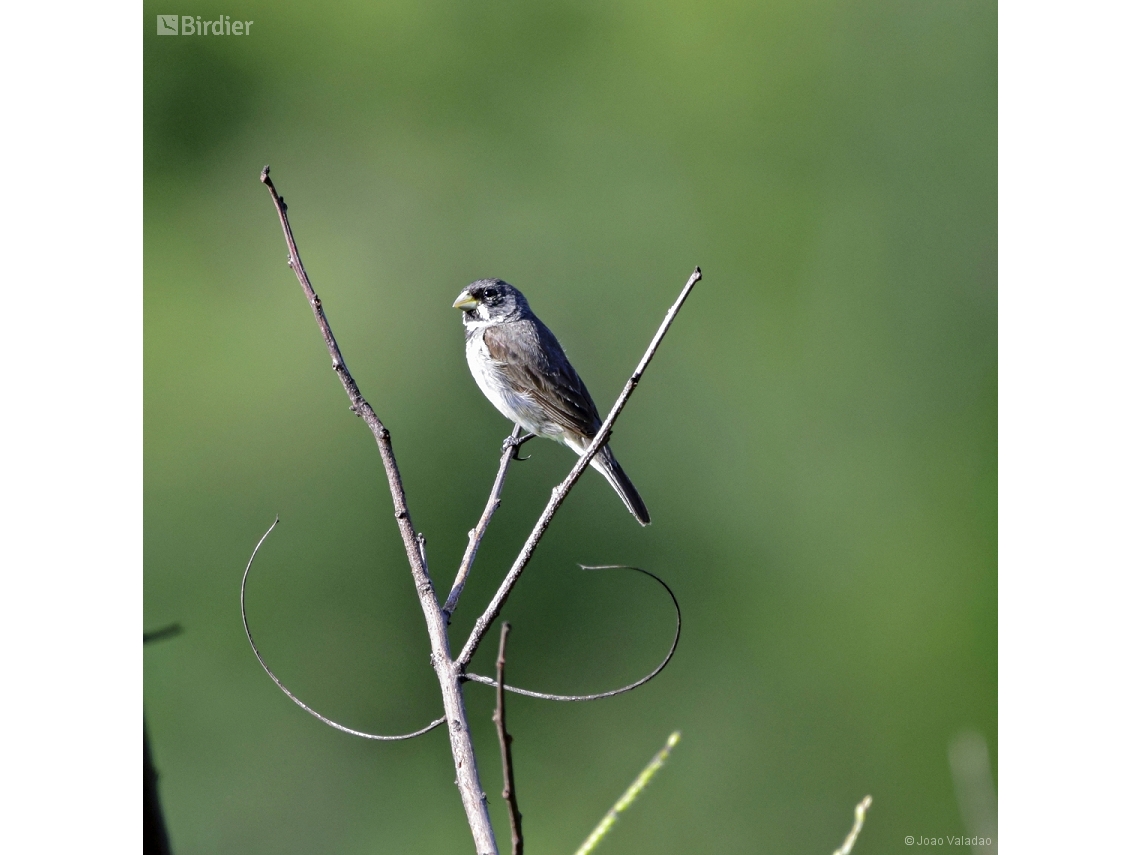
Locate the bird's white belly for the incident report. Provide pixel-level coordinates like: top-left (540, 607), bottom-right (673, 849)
top-left (466, 333), bottom-right (565, 441)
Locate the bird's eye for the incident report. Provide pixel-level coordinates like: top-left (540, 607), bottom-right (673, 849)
top-left (485, 288), bottom-right (499, 300)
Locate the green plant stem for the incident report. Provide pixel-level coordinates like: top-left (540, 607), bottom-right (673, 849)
top-left (573, 731), bottom-right (681, 855)
top-left (833, 795), bottom-right (872, 855)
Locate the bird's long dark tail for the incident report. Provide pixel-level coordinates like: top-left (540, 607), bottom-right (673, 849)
top-left (591, 445), bottom-right (651, 526)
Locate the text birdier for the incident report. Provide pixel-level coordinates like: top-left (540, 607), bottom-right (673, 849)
top-left (157, 15), bottom-right (254, 35)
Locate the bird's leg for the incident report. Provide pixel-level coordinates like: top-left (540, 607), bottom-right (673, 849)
top-left (503, 425), bottom-right (537, 461)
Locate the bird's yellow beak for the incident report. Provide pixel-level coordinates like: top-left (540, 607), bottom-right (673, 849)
top-left (453, 291), bottom-right (479, 311)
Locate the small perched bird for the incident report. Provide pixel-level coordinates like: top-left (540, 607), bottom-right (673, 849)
top-left (454, 279), bottom-right (651, 525)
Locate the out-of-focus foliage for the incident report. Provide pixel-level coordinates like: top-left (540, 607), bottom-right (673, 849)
top-left (144, 1), bottom-right (995, 852)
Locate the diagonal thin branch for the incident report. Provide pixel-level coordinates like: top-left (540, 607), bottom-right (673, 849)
top-left (833, 796), bottom-right (872, 855)
top-left (573, 731), bottom-right (681, 855)
top-left (443, 426), bottom-right (527, 622)
top-left (493, 623), bottom-right (524, 855)
top-left (241, 517), bottom-right (446, 741)
top-left (457, 267), bottom-right (702, 670)
top-left (259, 167), bottom-right (429, 592)
top-left (463, 564), bottom-right (680, 702)
top-left (260, 167), bottom-right (498, 852)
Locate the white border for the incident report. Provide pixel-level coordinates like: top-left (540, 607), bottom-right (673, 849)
top-left (1000, 1), bottom-right (1139, 850)
top-left (0, 3), bottom-right (140, 848)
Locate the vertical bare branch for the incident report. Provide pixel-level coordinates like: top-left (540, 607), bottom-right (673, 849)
top-left (259, 167), bottom-right (498, 855)
top-left (493, 623), bottom-right (524, 855)
top-left (457, 267), bottom-right (702, 670)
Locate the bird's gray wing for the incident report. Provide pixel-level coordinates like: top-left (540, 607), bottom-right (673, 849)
top-left (482, 320), bottom-right (603, 438)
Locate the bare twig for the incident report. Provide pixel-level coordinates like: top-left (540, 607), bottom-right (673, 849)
top-left (493, 623), bottom-right (524, 855)
top-left (832, 796), bottom-right (872, 855)
top-left (259, 168), bottom-right (497, 853)
top-left (463, 564), bottom-right (680, 701)
top-left (573, 731), bottom-right (681, 855)
top-left (443, 426), bottom-right (527, 621)
top-left (457, 267), bottom-right (702, 670)
top-left (240, 517), bottom-right (447, 740)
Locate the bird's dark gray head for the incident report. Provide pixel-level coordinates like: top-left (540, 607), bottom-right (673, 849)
top-left (452, 279), bottom-right (531, 326)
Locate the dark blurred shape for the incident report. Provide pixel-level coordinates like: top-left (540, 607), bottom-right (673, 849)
top-left (144, 720), bottom-right (174, 855)
top-left (144, 627), bottom-right (181, 854)
top-left (143, 623), bottom-right (183, 645)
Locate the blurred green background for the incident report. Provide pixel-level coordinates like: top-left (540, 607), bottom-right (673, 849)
top-left (143, 1), bottom-right (995, 852)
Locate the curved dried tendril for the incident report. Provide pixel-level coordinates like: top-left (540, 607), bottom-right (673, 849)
top-left (241, 517), bottom-right (445, 741)
top-left (463, 564), bottom-right (680, 702)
